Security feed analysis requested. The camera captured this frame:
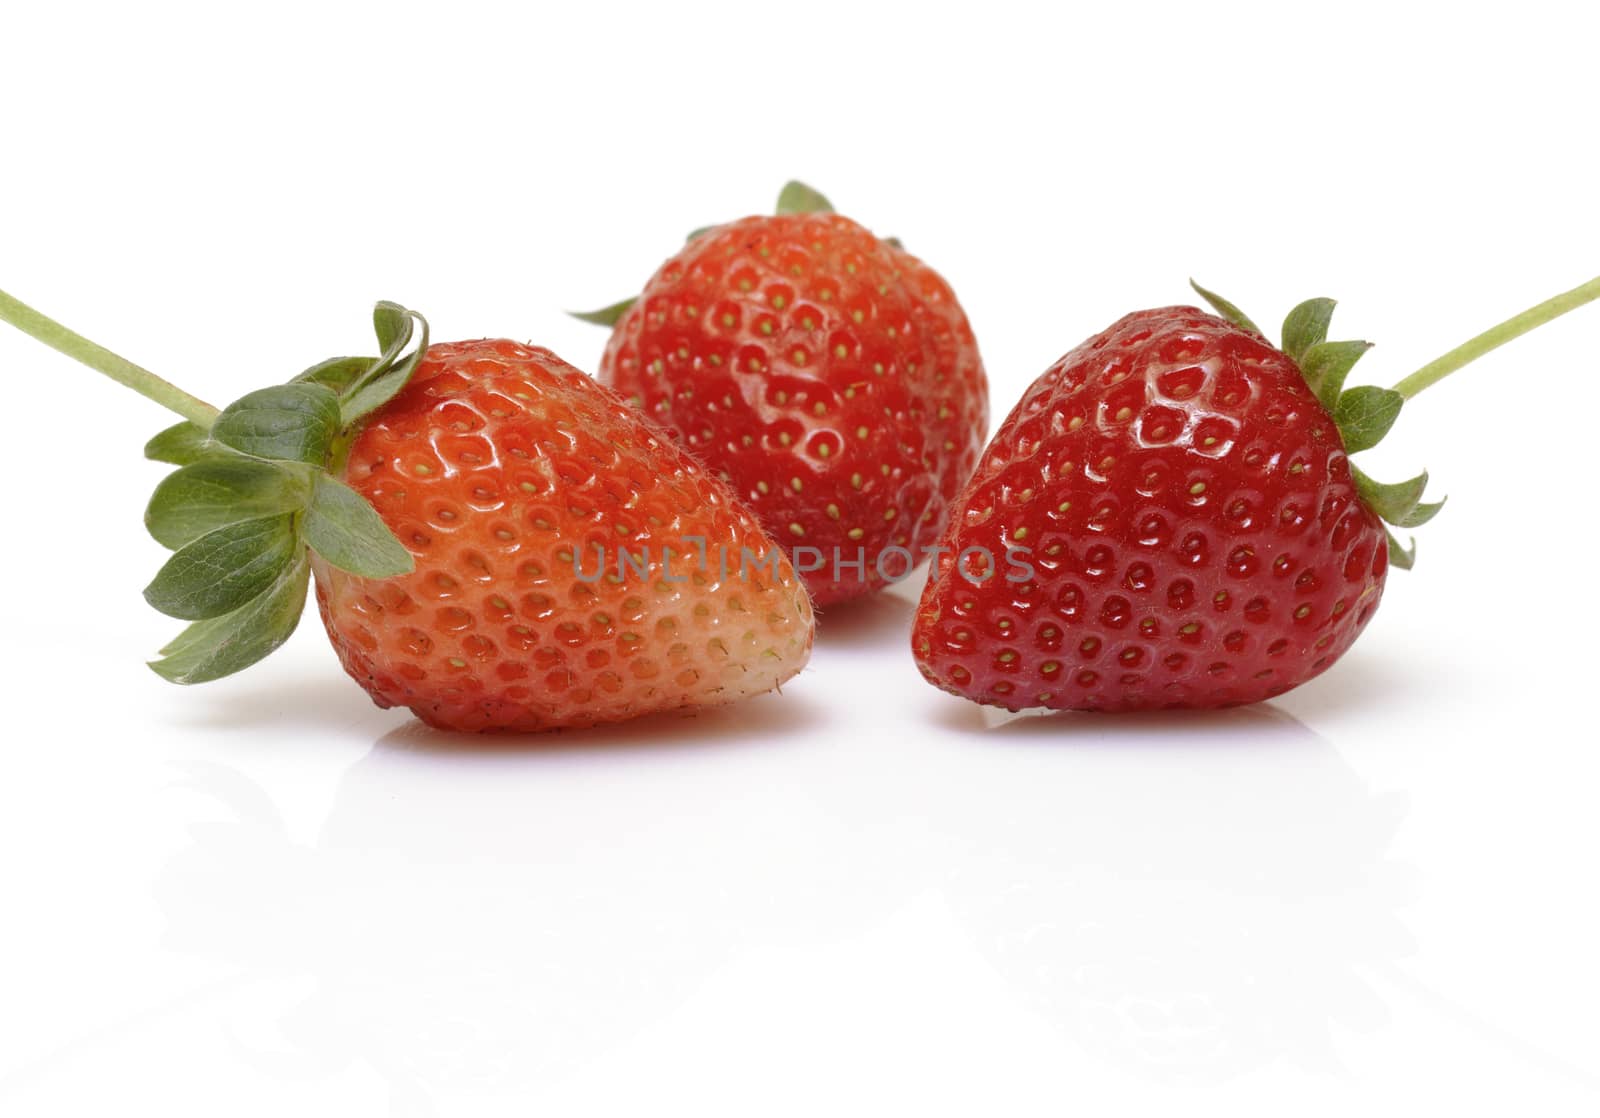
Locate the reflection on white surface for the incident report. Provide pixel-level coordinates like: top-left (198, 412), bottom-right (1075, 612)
top-left (146, 700), bottom-right (1416, 1108)
top-left (156, 698), bottom-right (850, 1106)
top-left (937, 706), bottom-right (1415, 1082)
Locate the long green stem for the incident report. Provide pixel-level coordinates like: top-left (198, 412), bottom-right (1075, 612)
top-left (0, 287), bottom-right (219, 426)
top-left (1392, 274), bottom-right (1600, 400)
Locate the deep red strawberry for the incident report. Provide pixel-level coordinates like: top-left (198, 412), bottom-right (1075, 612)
top-left (315, 339), bottom-right (814, 731)
top-left (582, 182), bottom-right (988, 607)
top-left (0, 291), bottom-right (814, 732)
top-left (913, 278), bottom-right (1600, 711)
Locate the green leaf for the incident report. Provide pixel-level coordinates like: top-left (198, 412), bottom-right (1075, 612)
top-left (372, 301), bottom-right (414, 355)
top-left (339, 358), bottom-right (414, 426)
top-left (335, 305), bottom-right (429, 425)
top-left (341, 320), bottom-right (429, 426)
top-left (1352, 464), bottom-right (1445, 563)
top-left (1188, 279), bottom-right (1262, 336)
top-left (303, 474), bottom-right (414, 578)
top-left (143, 514), bottom-right (300, 620)
top-left (685, 225), bottom-right (718, 243)
top-left (775, 181), bottom-right (834, 215)
top-left (1385, 529), bottom-right (1416, 571)
top-left (1301, 340), bottom-right (1373, 410)
top-left (144, 421), bottom-right (214, 465)
top-left (1352, 465), bottom-right (1428, 523)
top-left (569, 298), bottom-right (636, 328)
top-left (145, 458), bottom-right (307, 550)
top-left (149, 551), bottom-right (310, 684)
top-left (1394, 497), bottom-right (1446, 529)
top-left (212, 383), bottom-right (341, 464)
top-left (883, 236), bottom-right (905, 250)
top-left (294, 355), bottom-right (373, 392)
top-left (1333, 384), bottom-right (1405, 453)
top-left (1281, 298), bottom-right (1337, 362)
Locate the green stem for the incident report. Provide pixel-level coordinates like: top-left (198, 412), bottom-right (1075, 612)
top-left (0, 287), bottom-right (219, 427)
top-left (1392, 275), bottom-right (1600, 400)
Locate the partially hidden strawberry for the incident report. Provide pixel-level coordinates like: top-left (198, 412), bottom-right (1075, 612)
top-left (0, 291), bottom-right (814, 732)
top-left (913, 277), bottom-right (1600, 711)
top-left (578, 182), bottom-right (989, 607)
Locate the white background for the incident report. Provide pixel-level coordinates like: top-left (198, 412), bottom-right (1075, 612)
top-left (2, 1), bottom-right (1598, 1114)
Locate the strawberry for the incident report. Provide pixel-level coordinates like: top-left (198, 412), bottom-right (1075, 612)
top-left (578, 182), bottom-right (989, 607)
top-left (0, 291), bottom-right (814, 732)
top-left (913, 278), bottom-right (1600, 711)
top-left (314, 338), bottom-right (815, 731)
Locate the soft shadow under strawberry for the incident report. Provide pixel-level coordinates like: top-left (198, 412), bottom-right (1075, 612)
top-left (927, 698), bottom-right (1319, 748)
top-left (371, 686), bottom-right (830, 756)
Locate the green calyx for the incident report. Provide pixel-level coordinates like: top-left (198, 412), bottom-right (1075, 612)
top-left (568, 297), bottom-right (637, 328)
top-left (1191, 278), bottom-right (1403, 459)
top-left (140, 301), bottom-right (427, 681)
top-left (774, 180), bottom-right (834, 216)
top-left (0, 287), bottom-right (428, 684)
top-left (1190, 279), bottom-right (1431, 568)
top-left (1190, 275), bottom-right (1600, 570)
top-left (569, 180), bottom-right (838, 329)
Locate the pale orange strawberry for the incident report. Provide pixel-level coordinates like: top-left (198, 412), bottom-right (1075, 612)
top-left (314, 339), bottom-right (815, 731)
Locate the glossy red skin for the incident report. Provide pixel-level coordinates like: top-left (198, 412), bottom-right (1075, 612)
top-left (913, 307), bottom-right (1388, 712)
top-left (598, 212), bottom-right (988, 607)
top-left (312, 341), bottom-right (814, 732)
